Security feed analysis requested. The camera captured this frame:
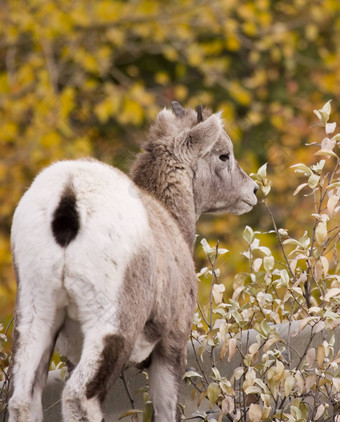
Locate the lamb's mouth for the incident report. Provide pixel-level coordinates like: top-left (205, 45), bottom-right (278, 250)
top-left (242, 197), bottom-right (258, 207)
top-left (206, 198), bottom-right (256, 214)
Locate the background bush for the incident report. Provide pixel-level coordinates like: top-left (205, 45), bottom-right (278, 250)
top-left (1, 0), bottom-right (340, 324)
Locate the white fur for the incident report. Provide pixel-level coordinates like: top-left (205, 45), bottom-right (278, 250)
top-left (9, 160), bottom-right (152, 422)
top-left (12, 159), bottom-right (149, 311)
top-left (149, 355), bottom-right (178, 422)
top-left (129, 333), bottom-right (157, 364)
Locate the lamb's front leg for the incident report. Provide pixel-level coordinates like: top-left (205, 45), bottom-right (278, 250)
top-left (149, 341), bottom-right (187, 422)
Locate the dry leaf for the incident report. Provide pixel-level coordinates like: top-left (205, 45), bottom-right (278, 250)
top-left (221, 396), bottom-right (234, 414)
top-left (317, 345), bottom-right (325, 368)
top-left (249, 403), bottom-right (262, 422)
top-left (228, 337), bottom-right (237, 362)
top-left (327, 195), bottom-right (339, 217)
top-left (315, 404), bottom-right (325, 420)
top-left (305, 347), bottom-right (315, 368)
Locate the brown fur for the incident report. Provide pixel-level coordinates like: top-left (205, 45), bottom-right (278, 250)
top-left (86, 334), bottom-right (126, 402)
top-left (127, 104), bottom-right (257, 420)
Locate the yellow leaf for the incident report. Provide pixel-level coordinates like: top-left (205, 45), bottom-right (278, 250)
top-left (60, 87), bottom-right (75, 120)
top-left (207, 382), bottom-right (221, 404)
top-left (119, 99), bottom-right (144, 125)
top-left (225, 34), bottom-right (240, 51)
top-left (242, 21), bottom-right (257, 36)
top-left (305, 24), bottom-right (318, 41)
top-left (163, 46), bottom-right (179, 61)
top-left (187, 44), bottom-right (203, 66)
top-left (229, 82), bottom-right (251, 106)
top-left (174, 85), bottom-right (188, 101)
top-left (262, 405), bottom-right (271, 419)
top-left (155, 71), bottom-right (170, 85)
top-left (95, 97), bottom-right (120, 123)
top-left (40, 132), bottom-right (60, 148)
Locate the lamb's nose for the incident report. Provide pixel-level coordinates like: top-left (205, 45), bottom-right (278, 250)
top-left (254, 185), bottom-right (259, 196)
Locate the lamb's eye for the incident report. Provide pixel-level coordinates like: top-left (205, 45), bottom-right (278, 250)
top-left (219, 153), bottom-right (230, 162)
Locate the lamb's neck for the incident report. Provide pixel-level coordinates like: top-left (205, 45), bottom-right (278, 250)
top-left (132, 167), bottom-right (197, 252)
top-left (157, 179), bottom-right (197, 252)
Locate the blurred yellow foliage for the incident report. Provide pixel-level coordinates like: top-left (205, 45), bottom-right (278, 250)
top-left (1, 0), bottom-right (340, 335)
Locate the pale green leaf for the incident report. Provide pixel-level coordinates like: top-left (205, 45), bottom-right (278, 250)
top-left (206, 382), bottom-right (221, 404)
top-left (257, 163), bottom-right (267, 178)
top-left (315, 220), bottom-right (327, 245)
top-left (263, 256), bottom-right (274, 272)
top-left (243, 225), bottom-right (254, 243)
top-left (308, 173), bottom-right (320, 189)
top-left (290, 163), bottom-right (312, 176)
top-left (183, 370), bottom-right (203, 379)
top-left (119, 409), bottom-right (143, 420)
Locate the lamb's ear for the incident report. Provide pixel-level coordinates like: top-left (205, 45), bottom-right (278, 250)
top-left (171, 101), bottom-right (185, 118)
top-left (186, 113), bottom-right (223, 155)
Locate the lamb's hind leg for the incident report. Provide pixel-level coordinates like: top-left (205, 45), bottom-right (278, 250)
top-left (149, 340), bottom-right (187, 422)
top-left (8, 303), bottom-right (65, 422)
top-left (62, 327), bottom-right (132, 422)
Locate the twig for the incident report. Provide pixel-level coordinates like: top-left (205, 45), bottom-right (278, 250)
top-left (196, 301), bottom-right (210, 328)
top-left (263, 199), bottom-right (295, 280)
top-left (189, 335), bottom-right (209, 386)
top-left (207, 241), bottom-right (219, 368)
top-left (208, 241), bottom-right (219, 331)
top-left (120, 371), bottom-right (135, 409)
top-left (5, 317), bottom-right (14, 336)
top-left (44, 399), bottom-right (62, 413)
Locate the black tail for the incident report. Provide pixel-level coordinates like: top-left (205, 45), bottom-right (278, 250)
top-left (52, 185), bottom-right (80, 247)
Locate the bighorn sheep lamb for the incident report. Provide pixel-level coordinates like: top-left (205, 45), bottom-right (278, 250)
top-left (9, 102), bottom-right (258, 422)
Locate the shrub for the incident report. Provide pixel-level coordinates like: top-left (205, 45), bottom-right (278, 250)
top-left (187, 100), bottom-right (340, 421)
top-left (0, 321), bottom-right (11, 419)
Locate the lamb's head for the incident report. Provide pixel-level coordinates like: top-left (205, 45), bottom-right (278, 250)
top-left (145, 101), bottom-right (258, 217)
